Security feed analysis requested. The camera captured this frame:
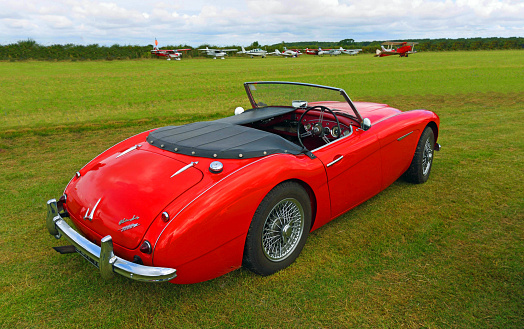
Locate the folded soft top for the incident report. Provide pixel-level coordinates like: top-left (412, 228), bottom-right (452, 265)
top-left (147, 120), bottom-right (303, 159)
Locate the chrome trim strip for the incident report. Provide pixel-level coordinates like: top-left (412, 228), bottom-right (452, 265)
top-left (326, 156), bottom-right (344, 167)
top-left (46, 199), bottom-right (177, 282)
top-left (84, 197), bottom-right (101, 221)
top-left (171, 161), bottom-right (198, 178)
top-left (116, 144), bottom-right (141, 159)
top-left (397, 131), bottom-right (414, 141)
top-left (372, 112), bottom-right (401, 126)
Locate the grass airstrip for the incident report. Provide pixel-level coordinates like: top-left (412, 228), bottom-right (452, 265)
top-left (0, 50), bottom-right (522, 328)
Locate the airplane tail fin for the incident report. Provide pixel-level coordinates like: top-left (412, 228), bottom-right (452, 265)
top-left (275, 49), bottom-right (281, 54)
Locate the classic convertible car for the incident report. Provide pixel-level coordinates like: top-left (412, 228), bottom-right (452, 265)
top-left (46, 81), bottom-right (440, 284)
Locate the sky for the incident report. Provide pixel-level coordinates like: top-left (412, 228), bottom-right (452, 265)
top-left (1, 0), bottom-right (523, 47)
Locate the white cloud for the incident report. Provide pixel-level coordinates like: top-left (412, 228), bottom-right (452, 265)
top-left (0, 0), bottom-right (522, 46)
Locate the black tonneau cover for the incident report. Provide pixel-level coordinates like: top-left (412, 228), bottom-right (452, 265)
top-left (147, 121), bottom-right (303, 159)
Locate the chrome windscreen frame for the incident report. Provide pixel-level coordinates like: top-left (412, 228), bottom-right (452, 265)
top-left (46, 199), bottom-right (177, 282)
top-left (243, 81), bottom-right (363, 123)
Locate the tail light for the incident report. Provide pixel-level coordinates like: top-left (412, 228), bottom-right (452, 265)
top-left (139, 240), bottom-right (152, 254)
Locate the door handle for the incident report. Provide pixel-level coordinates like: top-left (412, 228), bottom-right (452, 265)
top-left (327, 156), bottom-right (344, 167)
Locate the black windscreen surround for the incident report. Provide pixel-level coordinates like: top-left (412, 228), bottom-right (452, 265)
top-left (147, 121), bottom-right (303, 159)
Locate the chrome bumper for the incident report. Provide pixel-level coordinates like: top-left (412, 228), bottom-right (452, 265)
top-left (46, 199), bottom-right (177, 282)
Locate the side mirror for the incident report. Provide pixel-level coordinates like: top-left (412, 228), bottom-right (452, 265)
top-left (361, 118), bottom-right (371, 131)
top-left (292, 100), bottom-right (308, 108)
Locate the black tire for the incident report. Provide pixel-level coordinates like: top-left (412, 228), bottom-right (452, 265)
top-left (404, 126), bottom-right (435, 184)
top-left (243, 182), bottom-right (312, 276)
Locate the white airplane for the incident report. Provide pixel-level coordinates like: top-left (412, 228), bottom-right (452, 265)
top-left (237, 47), bottom-right (273, 58)
top-left (338, 47), bottom-right (363, 55)
top-left (198, 47), bottom-right (238, 59)
top-left (274, 47), bottom-right (301, 57)
top-left (326, 48), bottom-right (342, 56)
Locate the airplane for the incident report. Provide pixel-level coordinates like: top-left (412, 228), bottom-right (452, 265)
top-left (237, 47), bottom-right (274, 58)
top-left (274, 47), bottom-right (301, 57)
top-left (151, 48), bottom-right (192, 60)
top-left (304, 47), bottom-right (328, 56)
top-left (198, 47), bottom-right (238, 59)
top-left (375, 42), bottom-right (418, 57)
top-left (304, 47), bottom-right (344, 56)
top-left (338, 47), bottom-right (363, 55)
top-left (150, 39), bottom-right (191, 61)
top-left (326, 48), bottom-right (342, 56)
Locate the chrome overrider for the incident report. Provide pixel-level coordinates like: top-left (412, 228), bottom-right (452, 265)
top-left (46, 199), bottom-right (177, 282)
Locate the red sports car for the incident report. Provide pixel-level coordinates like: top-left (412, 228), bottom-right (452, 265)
top-left (46, 81), bottom-right (440, 284)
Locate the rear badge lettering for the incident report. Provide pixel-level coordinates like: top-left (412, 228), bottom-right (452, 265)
top-left (119, 223), bottom-right (140, 232)
top-left (118, 215), bottom-right (139, 226)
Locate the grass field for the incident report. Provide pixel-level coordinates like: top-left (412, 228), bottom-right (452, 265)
top-left (0, 50), bottom-right (523, 328)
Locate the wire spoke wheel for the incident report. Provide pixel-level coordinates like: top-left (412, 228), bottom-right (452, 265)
top-left (243, 182), bottom-right (311, 276)
top-left (262, 198), bottom-right (305, 262)
top-left (404, 126), bottom-right (435, 184)
top-left (422, 138), bottom-right (434, 176)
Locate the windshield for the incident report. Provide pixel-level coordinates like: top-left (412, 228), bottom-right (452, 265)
top-left (244, 81), bottom-right (361, 122)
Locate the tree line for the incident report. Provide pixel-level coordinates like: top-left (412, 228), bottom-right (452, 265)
top-left (1, 37), bottom-right (521, 61)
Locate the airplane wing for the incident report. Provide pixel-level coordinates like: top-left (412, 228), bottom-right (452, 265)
top-left (382, 41), bottom-right (405, 46)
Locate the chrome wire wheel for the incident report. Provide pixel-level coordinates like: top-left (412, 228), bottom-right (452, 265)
top-left (262, 198), bottom-right (305, 262)
top-left (422, 138), bottom-right (434, 176)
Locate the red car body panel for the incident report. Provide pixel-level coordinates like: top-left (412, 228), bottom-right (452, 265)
top-left (58, 84), bottom-right (439, 284)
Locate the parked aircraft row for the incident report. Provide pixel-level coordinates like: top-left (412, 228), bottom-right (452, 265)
top-left (151, 39), bottom-right (416, 61)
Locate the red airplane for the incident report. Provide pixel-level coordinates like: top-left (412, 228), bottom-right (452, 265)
top-left (304, 47), bottom-right (328, 56)
top-left (151, 39), bottom-right (191, 61)
top-left (375, 42), bottom-right (418, 57)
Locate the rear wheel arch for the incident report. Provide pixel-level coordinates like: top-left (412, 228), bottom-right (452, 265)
top-left (256, 178), bottom-right (318, 230)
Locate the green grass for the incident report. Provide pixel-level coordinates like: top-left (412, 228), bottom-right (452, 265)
top-left (0, 50), bottom-right (523, 328)
top-left (1, 50), bottom-right (522, 132)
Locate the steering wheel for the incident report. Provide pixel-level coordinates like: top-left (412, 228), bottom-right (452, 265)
top-left (297, 105), bottom-right (342, 150)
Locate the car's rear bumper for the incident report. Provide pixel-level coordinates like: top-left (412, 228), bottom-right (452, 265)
top-left (46, 199), bottom-right (177, 282)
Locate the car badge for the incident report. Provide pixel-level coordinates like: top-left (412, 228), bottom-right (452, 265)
top-left (118, 215), bottom-right (139, 226)
top-left (83, 198), bottom-right (102, 221)
top-left (119, 223), bottom-right (140, 232)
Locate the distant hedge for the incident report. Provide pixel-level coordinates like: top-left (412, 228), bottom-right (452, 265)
top-left (1, 37), bottom-right (522, 61)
